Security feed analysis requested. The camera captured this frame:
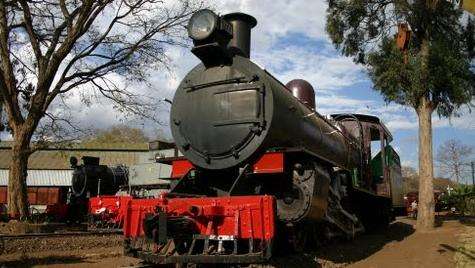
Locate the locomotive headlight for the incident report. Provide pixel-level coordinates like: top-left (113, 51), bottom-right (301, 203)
top-left (187, 9), bottom-right (218, 41)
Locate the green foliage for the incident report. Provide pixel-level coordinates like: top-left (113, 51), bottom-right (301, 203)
top-left (366, 38), bottom-right (423, 107)
top-left (440, 184), bottom-right (475, 215)
top-left (85, 125), bottom-right (149, 144)
top-left (427, 39), bottom-right (474, 116)
top-left (402, 174), bottom-right (458, 193)
top-left (326, 0), bottom-right (474, 115)
top-left (465, 18), bottom-right (475, 59)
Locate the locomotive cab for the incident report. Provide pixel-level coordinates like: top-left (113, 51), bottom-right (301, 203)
top-left (332, 114), bottom-right (405, 219)
top-left (331, 114), bottom-right (397, 190)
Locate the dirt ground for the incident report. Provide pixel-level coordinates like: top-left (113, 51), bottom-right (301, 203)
top-left (0, 217), bottom-right (474, 268)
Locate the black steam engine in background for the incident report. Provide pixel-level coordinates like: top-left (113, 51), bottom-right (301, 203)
top-left (68, 156), bottom-right (128, 222)
top-left (123, 9), bottom-right (404, 264)
top-left (70, 156), bottom-right (128, 198)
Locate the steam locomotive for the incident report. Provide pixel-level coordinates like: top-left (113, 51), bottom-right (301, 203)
top-left (67, 156), bottom-right (128, 224)
top-left (122, 9), bottom-right (404, 265)
top-left (70, 155), bottom-right (170, 227)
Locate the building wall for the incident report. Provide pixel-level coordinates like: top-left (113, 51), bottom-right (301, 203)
top-left (0, 169), bottom-right (72, 186)
top-left (0, 141), bottom-right (177, 187)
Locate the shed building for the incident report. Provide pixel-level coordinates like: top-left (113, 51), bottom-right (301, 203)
top-left (0, 141), bottom-right (176, 207)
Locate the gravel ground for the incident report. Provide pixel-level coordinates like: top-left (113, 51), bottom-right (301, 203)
top-left (0, 217), bottom-right (472, 267)
top-left (0, 234), bottom-right (126, 267)
top-left (0, 234), bottom-right (122, 255)
top-left (454, 222), bottom-right (475, 268)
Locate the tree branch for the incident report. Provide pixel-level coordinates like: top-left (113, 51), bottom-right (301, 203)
top-left (0, 1), bottom-right (24, 127)
top-left (18, 0), bottom-right (43, 64)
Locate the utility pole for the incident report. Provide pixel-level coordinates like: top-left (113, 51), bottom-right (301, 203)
top-left (471, 161), bottom-right (474, 186)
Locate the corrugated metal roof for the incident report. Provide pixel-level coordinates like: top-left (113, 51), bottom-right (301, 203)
top-left (0, 141), bottom-right (149, 150)
top-left (0, 169), bottom-right (72, 186)
top-left (0, 150), bottom-right (149, 169)
top-left (0, 141), bottom-right (182, 170)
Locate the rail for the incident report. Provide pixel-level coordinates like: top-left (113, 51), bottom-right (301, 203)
top-left (0, 229), bottom-right (122, 240)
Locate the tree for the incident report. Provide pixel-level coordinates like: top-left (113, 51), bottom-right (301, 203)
top-left (402, 165), bottom-right (418, 178)
top-left (402, 165), bottom-right (419, 193)
top-left (326, 0), bottom-right (474, 231)
top-left (0, 96), bottom-right (3, 133)
top-left (86, 124), bottom-right (149, 144)
top-left (0, 0), bottom-right (202, 218)
top-left (436, 139), bottom-right (474, 183)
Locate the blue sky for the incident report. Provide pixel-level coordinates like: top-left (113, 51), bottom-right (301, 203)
top-left (212, 0), bottom-right (475, 178)
top-left (262, 31), bottom-right (475, 174)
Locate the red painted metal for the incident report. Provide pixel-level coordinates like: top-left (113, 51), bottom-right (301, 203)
top-left (0, 187), bottom-right (7, 204)
top-left (170, 152), bottom-right (285, 178)
top-left (37, 187), bottom-right (60, 204)
top-left (171, 159), bottom-right (194, 179)
top-left (89, 195), bottom-right (133, 226)
top-left (252, 152), bottom-right (284, 174)
top-left (0, 186), bottom-right (67, 219)
top-left (123, 195), bottom-right (276, 241)
top-left (0, 187), bottom-right (64, 205)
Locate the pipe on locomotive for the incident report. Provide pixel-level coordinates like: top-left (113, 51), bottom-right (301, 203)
top-left (222, 12), bottom-right (257, 58)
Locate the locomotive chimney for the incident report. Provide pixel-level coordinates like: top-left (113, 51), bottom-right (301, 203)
top-left (223, 12), bottom-right (257, 58)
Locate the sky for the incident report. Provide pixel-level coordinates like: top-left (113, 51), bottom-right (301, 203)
top-left (1, 0), bottom-right (474, 180)
top-left (212, 0), bottom-right (475, 178)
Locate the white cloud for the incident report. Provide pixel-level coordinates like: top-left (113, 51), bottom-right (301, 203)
top-left (386, 119), bottom-right (418, 130)
top-left (4, 0), bottom-right (471, 144)
top-left (401, 159), bottom-right (417, 168)
top-left (378, 106), bottom-right (475, 132)
top-left (216, 0), bottom-right (328, 41)
top-left (34, 0), bottom-right (353, 141)
top-left (253, 45), bottom-right (364, 91)
top-left (432, 108), bottom-right (475, 130)
top-left (0, 132), bottom-right (12, 141)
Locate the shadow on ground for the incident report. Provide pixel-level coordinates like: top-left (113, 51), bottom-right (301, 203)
top-left (270, 221), bottom-right (415, 268)
top-left (439, 243), bottom-right (475, 261)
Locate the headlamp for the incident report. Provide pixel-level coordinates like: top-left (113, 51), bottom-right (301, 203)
top-left (187, 9), bottom-right (218, 41)
top-left (187, 9), bottom-right (234, 66)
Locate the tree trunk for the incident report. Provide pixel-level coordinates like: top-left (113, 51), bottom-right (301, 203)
top-left (7, 133), bottom-right (30, 219)
top-left (416, 96), bottom-right (435, 231)
top-left (454, 163), bottom-right (460, 184)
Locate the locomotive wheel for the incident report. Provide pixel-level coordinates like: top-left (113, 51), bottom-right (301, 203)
top-left (276, 162), bottom-right (316, 222)
top-left (277, 182), bottom-right (311, 222)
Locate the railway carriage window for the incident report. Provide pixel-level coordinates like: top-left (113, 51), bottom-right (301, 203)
top-left (369, 126), bottom-right (386, 185)
top-left (371, 140), bottom-right (381, 158)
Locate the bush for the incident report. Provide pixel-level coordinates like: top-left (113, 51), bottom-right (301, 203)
top-left (440, 185), bottom-right (475, 216)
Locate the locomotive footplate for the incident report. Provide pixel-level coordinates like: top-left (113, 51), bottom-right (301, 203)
top-left (122, 195), bottom-right (276, 264)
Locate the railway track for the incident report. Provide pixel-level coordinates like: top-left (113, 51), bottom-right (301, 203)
top-left (0, 228), bottom-right (122, 240)
top-left (0, 229), bottom-right (122, 254)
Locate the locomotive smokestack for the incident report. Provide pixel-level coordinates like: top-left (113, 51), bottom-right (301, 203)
top-left (223, 12), bottom-right (257, 58)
